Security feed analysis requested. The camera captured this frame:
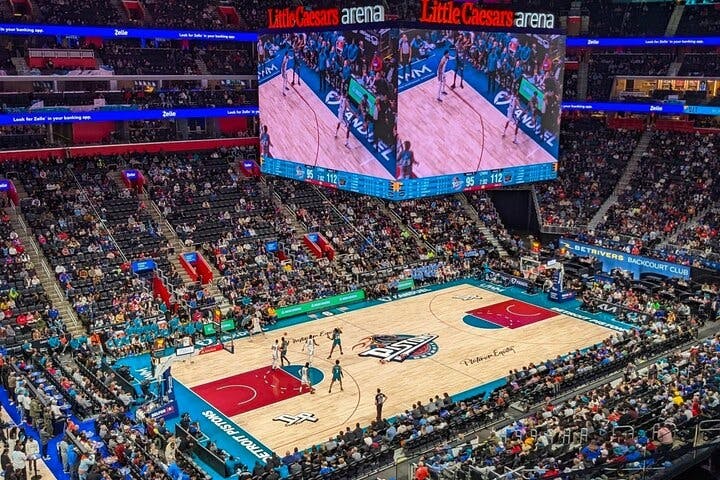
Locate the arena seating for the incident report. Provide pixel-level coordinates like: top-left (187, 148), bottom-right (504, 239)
top-left (677, 4), bottom-right (720, 35)
top-left (15, 160), bottom-right (179, 334)
top-left (536, 116), bottom-right (641, 228)
top-left (585, 51), bottom-right (674, 101)
top-left (0, 88), bottom-right (257, 113)
top-left (597, 131), bottom-right (720, 243)
top-left (0, 35), bottom-right (255, 76)
top-left (0, 210), bottom-right (66, 347)
top-left (679, 53), bottom-right (720, 77)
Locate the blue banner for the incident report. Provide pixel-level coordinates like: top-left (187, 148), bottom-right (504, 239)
top-left (559, 238), bottom-right (691, 279)
top-left (0, 107), bottom-right (258, 126)
top-left (561, 102), bottom-right (684, 114)
top-left (131, 259), bottom-right (157, 274)
top-left (567, 36), bottom-right (720, 48)
top-left (0, 23), bottom-right (256, 42)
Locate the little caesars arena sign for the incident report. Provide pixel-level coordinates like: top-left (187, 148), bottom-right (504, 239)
top-left (267, 5), bottom-right (385, 29)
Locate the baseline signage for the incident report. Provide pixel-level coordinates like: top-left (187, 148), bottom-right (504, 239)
top-left (0, 23), bottom-right (255, 42)
top-left (0, 107), bottom-right (258, 126)
top-left (418, 0), bottom-right (556, 29)
top-left (275, 290), bottom-right (366, 319)
top-left (559, 238), bottom-right (691, 279)
top-left (485, 269), bottom-right (530, 289)
top-left (594, 300), bottom-right (651, 324)
top-left (267, 5), bottom-right (385, 29)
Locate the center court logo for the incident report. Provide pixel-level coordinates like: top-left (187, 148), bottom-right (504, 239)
top-left (353, 334), bottom-right (438, 362)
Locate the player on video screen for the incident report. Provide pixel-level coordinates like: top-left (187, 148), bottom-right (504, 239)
top-left (502, 90), bottom-right (521, 145)
top-left (437, 50), bottom-right (449, 102)
top-left (281, 51), bottom-right (290, 96)
top-left (260, 125), bottom-right (273, 158)
top-left (399, 33), bottom-right (411, 80)
top-left (398, 140), bottom-right (416, 179)
top-left (451, 34), bottom-right (468, 90)
top-left (359, 94), bottom-right (371, 141)
top-left (257, 39), bottom-right (266, 76)
top-left (335, 91), bottom-right (351, 148)
top-left (292, 34), bottom-right (305, 86)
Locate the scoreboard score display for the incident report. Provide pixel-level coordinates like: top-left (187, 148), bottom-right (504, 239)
top-left (259, 1), bottom-right (564, 199)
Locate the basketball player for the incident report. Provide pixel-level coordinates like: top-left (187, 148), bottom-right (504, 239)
top-left (502, 91), bottom-right (521, 145)
top-left (436, 50), bottom-right (449, 102)
top-left (327, 327), bottom-right (343, 358)
top-left (451, 35), bottom-right (466, 90)
top-left (398, 141), bottom-right (416, 180)
top-left (335, 91), bottom-right (351, 147)
top-left (260, 125), bottom-right (273, 158)
top-left (300, 362), bottom-right (315, 394)
top-left (399, 33), bottom-right (411, 80)
top-left (257, 38), bottom-right (266, 76)
top-left (359, 94), bottom-right (371, 140)
top-left (280, 335), bottom-right (290, 366)
top-left (281, 51), bottom-right (290, 96)
top-left (291, 34), bottom-right (304, 86)
top-left (328, 359), bottom-right (343, 393)
top-left (302, 334), bottom-right (319, 365)
top-left (271, 339), bottom-right (280, 370)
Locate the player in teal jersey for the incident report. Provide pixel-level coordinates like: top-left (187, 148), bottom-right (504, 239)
top-left (328, 359), bottom-right (344, 393)
top-left (327, 327), bottom-right (343, 358)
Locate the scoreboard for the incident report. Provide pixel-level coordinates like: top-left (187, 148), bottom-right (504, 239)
top-left (258, 3), bottom-right (564, 200)
top-left (262, 157), bottom-right (557, 200)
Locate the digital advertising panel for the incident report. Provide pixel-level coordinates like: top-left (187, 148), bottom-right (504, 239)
top-left (259, 3), bottom-right (563, 199)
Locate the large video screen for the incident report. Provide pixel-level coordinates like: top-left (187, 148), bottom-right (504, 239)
top-left (260, 25), bottom-right (564, 199)
top-left (258, 28), bottom-right (398, 180)
top-left (397, 29), bottom-right (563, 179)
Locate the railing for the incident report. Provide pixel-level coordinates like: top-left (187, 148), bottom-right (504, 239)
top-left (540, 224), bottom-right (587, 235)
top-left (311, 183), bottom-right (384, 257)
top-left (28, 48), bottom-right (96, 59)
top-left (67, 166), bottom-right (128, 263)
top-left (11, 203), bottom-right (83, 332)
top-left (694, 419), bottom-right (720, 451)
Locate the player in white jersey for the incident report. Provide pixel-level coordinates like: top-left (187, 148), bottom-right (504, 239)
top-left (281, 51), bottom-right (290, 96)
top-left (300, 362), bottom-right (315, 394)
top-left (335, 91), bottom-right (351, 147)
top-left (502, 91), bottom-right (521, 144)
top-left (437, 50), bottom-right (450, 102)
top-left (271, 339), bottom-right (280, 370)
top-left (302, 334), bottom-right (318, 365)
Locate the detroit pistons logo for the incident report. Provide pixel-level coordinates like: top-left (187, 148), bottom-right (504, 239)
top-left (353, 334), bottom-right (439, 363)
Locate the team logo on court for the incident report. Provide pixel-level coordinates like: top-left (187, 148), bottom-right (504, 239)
top-left (353, 334), bottom-right (438, 362)
top-left (273, 412), bottom-right (318, 426)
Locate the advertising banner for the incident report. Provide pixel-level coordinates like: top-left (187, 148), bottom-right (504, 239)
top-left (0, 23), bottom-right (255, 42)
top-left (275, 290), bottom-right (366, 319)
top-left (398, 278), bottom-right (415, 291)
top-left (559, 238), bottom-right (691, 279)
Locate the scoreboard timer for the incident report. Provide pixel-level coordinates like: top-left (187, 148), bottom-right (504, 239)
top-left (262, 157), bottom-right (557, 200)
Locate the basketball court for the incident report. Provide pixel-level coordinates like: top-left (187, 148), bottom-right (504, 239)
top-left (171, 282), bottom-right (614, 455)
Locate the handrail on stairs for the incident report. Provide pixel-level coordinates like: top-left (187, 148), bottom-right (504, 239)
top-left (10, 204), bottom-right (84, 333)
